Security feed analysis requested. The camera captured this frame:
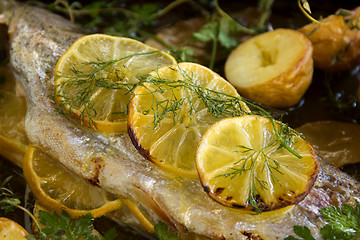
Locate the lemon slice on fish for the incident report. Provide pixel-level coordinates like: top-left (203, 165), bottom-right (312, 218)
top-left (0, 67), bottom-right (28, 166)
top-left (54, 34), bottom-right (176, 132)
top-left (127, 62), bottom-right (250, 178)
top-left (23, 146), bottom-right (122, 218)
top-left (196, 115), bottom-right (319, 212)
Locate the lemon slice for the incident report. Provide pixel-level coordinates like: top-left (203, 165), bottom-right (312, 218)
top-left (127, 62), bottom-right (250, 178)
top-left (0, 217), bottom-right (28, 240)
top-left (54, 34), bottom-right (177, 132)
top-left (196, 115), bottom-right (319, 212)
top-left (23, 146), bottom-right (122, 218)
top-left (0, 67), bottom-right (28, 166)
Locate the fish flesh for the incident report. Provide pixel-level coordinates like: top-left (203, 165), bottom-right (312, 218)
top-left (1, 1), bottom-right (360, 239)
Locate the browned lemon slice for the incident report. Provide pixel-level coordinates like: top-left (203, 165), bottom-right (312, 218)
top-left (54, 34), bottom-right (176, 132)
top-left (196, 115), bottom-right (319, 212)
top-left (23, 146), bottom-right (122, 218)
top-left (128, 62), bottom-right (250, 178)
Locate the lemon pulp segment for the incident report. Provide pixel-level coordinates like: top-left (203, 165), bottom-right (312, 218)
top-left (196, 115), bottom-right (319, 212)
top-left (54, 34), bottom-right (176, 132)
top-left (128, 62), bottom-right (250, 178)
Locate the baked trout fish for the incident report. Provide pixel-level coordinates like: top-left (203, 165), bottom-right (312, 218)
top-left (1, 1), bottom-right (360, 239)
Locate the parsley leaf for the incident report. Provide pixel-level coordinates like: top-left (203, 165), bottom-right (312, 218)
top-left (38, 210), bottom-right (97, 240)
top-left (285, 204), bottom-right (360, 240)
top-left (284, 226), bottom-right (315, 240)
top-left (320, 205), bottom-right (360, 240)
top-left (192, 19), bottom-right (237, 50)
top-left (154, 221), bottom-right (178, 240)
top-left (192, 17), bottom-right (238, 69)
top-left (102, 228), bottom-right (118, 240)
top-left (131, 3), bottom-right (159, 18)
top-left (192, 21), bottom-right (218, 42)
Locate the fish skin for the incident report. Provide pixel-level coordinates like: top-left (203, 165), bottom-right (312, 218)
top-left (1, 1), bottom-right (360, 239)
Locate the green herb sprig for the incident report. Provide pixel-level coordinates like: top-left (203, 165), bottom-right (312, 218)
top-left (216, 142), bottom-right (283, 213)
top-left (154, 221), bottom-right (178, 240)
top-left (137, 65), bottom-right (250, 128)
top-left (55, 56), bottom-right (304, 212)
top-left (285, 204), bottom-right (360, 240)
top-left (1, 176), bottom-right (119, 240)
top-left (41, 0), bottom-right (274, 68)
top-left (192, 0), bottom-right (273, 69)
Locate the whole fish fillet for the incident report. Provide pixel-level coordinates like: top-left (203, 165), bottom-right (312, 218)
top-left (1, 1), bottom-right (360, 239)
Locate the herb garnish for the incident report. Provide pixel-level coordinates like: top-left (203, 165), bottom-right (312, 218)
top-left (1, 176), bottom-right (118, 240)
top-left (55, 55), bottom-right (299, 152)
top-left (137, 65), bottom-right (250, 128)
top-left (41, 0), bottom-right (274, 68)
top-left (56, 56), bottom-right (303, 212)
top-left (154, 221), bottom-right (178, 240)
top-left (54, 50), bottom-right (166, 128)
top-left (216, 143), bottom-right (283, 213)
top-left (191, 0), bottom-right (272, 69)
top-left (285, 204), bottom-right (360, 240)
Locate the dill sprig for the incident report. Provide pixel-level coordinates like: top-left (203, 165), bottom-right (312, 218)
top-left (217, 141), bottom-right (285, 213)
top-left (137, 66), bottom-right (250, 128)
top-left (54, 51), bottom-right (164, 127)
top-left (55, 55), bottom-right (302, 156)
top-left (55, 58), bottom-right (304, 213)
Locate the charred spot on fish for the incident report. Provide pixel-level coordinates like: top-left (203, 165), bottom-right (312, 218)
top-left (241, 231), bottom-right (264, 240)
top-left (87, 157), bottom-right (104, 187)
top-left (226, 196), bottom-right (233, 201)
top-left (215, 187), bottom-right (224, 195)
